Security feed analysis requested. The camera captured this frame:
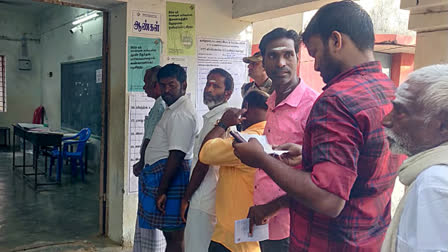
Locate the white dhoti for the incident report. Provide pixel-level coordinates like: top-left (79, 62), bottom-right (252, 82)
top-left (185, 208), bottom-right (217, 252)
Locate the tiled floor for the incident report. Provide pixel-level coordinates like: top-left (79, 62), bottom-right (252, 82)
top-left (0, 146), bottom-right (100, 250)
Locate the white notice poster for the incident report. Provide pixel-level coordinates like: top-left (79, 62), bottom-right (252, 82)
top-left (128, 93), bottom-right (155, 194)
top-left (197, 38), bottom-right (249, 117)
top-left (96, 69), bottom-right (102, 83)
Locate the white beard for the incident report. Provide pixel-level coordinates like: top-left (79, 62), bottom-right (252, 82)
top-left (204, 100), bottom-right (224, 110)
top-left (384, 128), bottom-right (412, 156)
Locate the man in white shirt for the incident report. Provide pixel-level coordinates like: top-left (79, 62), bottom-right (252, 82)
top-left (133, 65), bottom-right (166, 252)
top-left (381, 64), bottom-right (448, 252)
top-left (181, 68), bottom-right (234, 252)
top-left (138, 63), bottom-right (198, 252)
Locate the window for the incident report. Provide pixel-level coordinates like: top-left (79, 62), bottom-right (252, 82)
top-left (0, 56), bottom-right (5, 112)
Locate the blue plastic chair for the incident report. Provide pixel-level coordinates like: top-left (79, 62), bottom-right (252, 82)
top-left (49, 128), bottom-right (91, 182)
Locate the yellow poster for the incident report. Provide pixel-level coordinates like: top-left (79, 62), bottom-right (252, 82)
top-left (166, 2), bottom-right (196, 56)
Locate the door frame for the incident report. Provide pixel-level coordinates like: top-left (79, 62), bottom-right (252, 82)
top-left (36, 0), bottom-right (110, 236)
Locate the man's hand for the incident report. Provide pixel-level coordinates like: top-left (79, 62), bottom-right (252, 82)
top-left (220, 108), bottom-right (247, 128)
top-left (247, 204), bottom-right (275, 236)
top-left (133, 160), bottom-right (144, 176)
top-left (232, 138), bottom-right (267, 168)
top-left (274, 143), bottom-right (303, 167)
top-left (180, 198), bottom-right (189, 223)
top-left (156, 194), bottom-right (167, 215)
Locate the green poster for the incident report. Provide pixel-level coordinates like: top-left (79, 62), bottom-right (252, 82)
top-left (127, 36), bottom-right (161, 92)
top-left (166, 2), bottom-right (196, 56)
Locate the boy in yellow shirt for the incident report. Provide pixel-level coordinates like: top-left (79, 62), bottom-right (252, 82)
top-left (200, 90), bottom-right (269, 252)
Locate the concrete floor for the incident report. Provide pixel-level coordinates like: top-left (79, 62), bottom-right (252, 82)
top-left (0, 146), bottom-right (102, 251)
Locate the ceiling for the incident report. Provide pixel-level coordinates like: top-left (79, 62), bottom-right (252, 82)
top-left (0, 0), bottom-right (55, 14)
top-left (58, 0), bottom-right (126, 9)
top-left (0, 0), bottom-right (125, 13)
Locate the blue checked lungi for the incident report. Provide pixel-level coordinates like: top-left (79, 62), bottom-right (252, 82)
top-left (138, 158), bottom-right (191, 231)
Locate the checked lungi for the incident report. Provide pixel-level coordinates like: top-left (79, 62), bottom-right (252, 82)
top-left (133, 218), bottom-right (166, 252)
top-left (138, 158), bottom-right (191, 231)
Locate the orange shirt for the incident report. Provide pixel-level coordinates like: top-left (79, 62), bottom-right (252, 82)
top-left (199, 121), bottom-right (266, 252)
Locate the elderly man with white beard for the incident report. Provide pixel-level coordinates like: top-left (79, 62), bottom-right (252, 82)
top-left (181, 68), bottom-right (234, 252)
top-left (381, 64), bottom-right (448, 252)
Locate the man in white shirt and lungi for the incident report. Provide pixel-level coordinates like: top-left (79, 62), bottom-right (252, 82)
top-left (138, 63), bottom-right (198, 252)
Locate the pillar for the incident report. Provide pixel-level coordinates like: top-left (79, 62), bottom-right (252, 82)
top-left (391, 53), bottom-right (414, 86)
top-left (401, 0), bottom-right (448, 68)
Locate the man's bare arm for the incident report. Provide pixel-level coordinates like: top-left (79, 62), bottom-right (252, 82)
top-left (234, 140), bottom-right (345, 218)
top-left (258, 153), bottom-right (344, 217)
top-left (158, 150), bottom-right (186, 196)
top-left (183, 108), bottom-right (243, 201)
top-left (247, 194), bottom-right (290, 234)
top-left (133, 138), bottom-right (151, 176)
top-left (140, 138), bottom-right (150, 160)
top-left (183, 161), bottom-right (209, 202)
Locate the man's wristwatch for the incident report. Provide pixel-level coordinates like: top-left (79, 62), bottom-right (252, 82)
top-left (215, 119), bottom-right (228, 130)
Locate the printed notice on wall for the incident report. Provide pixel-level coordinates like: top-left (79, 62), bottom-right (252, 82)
top-left (164, 56), bottom-right (192, 84)
top-left (128, 93), bottom-right (155, 194)
top-left (197, 37), bottom-right (249, 117)
top-left (166, 2), bottom-right (196, 56)
top-left (132, 10), bottom-right (161, 35)
top-left (96, 69), bottom-right (102, 83)
top-left (128, 36), bottom-right (161, 92)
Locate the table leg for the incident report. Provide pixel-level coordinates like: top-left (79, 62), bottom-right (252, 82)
top-left (12, 129), bottom-right (16, 171)
top-left (85, 144), bottom-right (88, 173)
top-left (33, 144), bottom-right (39, 190)
top-left (22, 138), bottom-right (26, 176)
top-left (66, 145), bottom-right (73, 165)
top-left (57, 145), bottom-right (63, 183)
top-left (44, 153), bottom-right (48, 175)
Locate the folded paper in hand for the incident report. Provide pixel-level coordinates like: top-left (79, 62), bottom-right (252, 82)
top-left (234, 218), bottom-right (269, 244)
top-left (239, 133), bottom-right (287, 156)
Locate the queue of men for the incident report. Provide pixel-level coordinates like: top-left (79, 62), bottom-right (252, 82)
top-left (133, 1), bottom-right (448, 251)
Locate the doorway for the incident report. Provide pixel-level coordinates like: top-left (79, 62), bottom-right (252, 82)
top-left (0, 0), bottom-right (109, 249)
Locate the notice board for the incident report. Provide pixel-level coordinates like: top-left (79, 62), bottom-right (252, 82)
top-left (61, 58), bottom-right (102, 136)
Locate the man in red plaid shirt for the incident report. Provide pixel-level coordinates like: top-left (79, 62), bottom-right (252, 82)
top-left (233, 1), bottom-right (401, 251)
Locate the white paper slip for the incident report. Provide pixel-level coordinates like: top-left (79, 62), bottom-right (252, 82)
top-left (17, 123), bottom-right (45, 130)
top-left (239, 133), bottom-right (288, 156)
top-left (234, 218), bottom-right (269, 244)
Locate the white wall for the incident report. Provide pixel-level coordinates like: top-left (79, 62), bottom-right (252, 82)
top-left (359, 0), bottom-right (415, 36)
top-left (374, 52), bottom-right (392, 77)
top-left (0, 7), bottom-right (41, 130)
top-left (105, 0), bottom-right (252, 245)
top-left (302, 0), bottom-right (415, 36)
top-left (414, 30), bottom-right (448, 68)
top-left (253, 13), bottom-right (303, 45)
top-left (40, 5), bottom-right (103, 129)
top-left (0, 4), bottom-right (103, 132)
top-left (232, 0), bottom-right (332, 21)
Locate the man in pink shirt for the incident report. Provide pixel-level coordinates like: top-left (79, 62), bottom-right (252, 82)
top-left (246, 28), bottom-right (318, 252)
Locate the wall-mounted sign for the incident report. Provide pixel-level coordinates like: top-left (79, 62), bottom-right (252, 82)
top-left (128, 92), bottom-right (155, 194)
top-left (196, 38), bottom-right (249, 116)
top-left (132, 10), bottom-right (161, 35)
top-left (166, 2), bottom-right (196, 56)
top-left (127, 37), bottom-right (161, 92)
